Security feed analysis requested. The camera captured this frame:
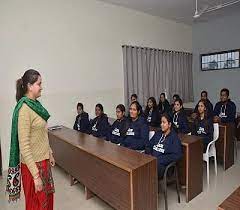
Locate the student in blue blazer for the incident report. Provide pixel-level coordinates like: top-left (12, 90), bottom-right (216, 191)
top-left (145, 113), bottom-right (182, 178)
top-left (122, 101), bottom-right (149, 150)
top-left (90, 103), bottom-right (110, 139)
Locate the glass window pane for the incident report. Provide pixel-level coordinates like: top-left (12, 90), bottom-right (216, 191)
top-left (220, 53), bottom-right (225, 61)
top-left (224, 53), bottom-right (228, 61)
top-left (235, 51), bottom-right (239, 60)
top-left (228, 52), bottom-right (232, 60)
top-left (219, 61), bottom-right (224, 69)
top-left (235, 59), bottom-right (239, 68)
top-left (202, 56), bottom-right (206, 63)
top-left (211, 55), bottom-right (214, 62)
top-left (202, 63), bottom-right (208, 70)
top-left (213, 54), bottom-right (217, 62)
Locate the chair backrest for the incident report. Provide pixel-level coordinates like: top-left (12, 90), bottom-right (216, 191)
top-left (213, 123), bottom-right (219, 142)
top-left (149, 131), bottom-right (155, 140)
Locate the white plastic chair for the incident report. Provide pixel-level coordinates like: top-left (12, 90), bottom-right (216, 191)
top-left (203, 123), bottom-right (219, 185)
top-left (149, 131), bottom-right (155, 140)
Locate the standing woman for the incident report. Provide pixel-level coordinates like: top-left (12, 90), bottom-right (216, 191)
top-left (6, 70), bottom-right (55, 210)
top-left (144, 97), bottom-right (160, 127)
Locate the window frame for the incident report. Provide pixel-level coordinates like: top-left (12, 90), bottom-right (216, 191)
top-left (200, 49), bottom-right (240, 71)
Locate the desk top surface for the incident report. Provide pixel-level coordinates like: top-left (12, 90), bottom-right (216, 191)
top-left (218, 186), bottom-right (240, 210)
top-left (49, 126), bottom-right (156, 172)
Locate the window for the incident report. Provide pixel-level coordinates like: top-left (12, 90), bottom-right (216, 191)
top-left (201, 49), bottom-right (240, 71)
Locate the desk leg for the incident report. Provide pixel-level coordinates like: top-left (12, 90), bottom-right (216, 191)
top-left (69, 175), bottom-right (78, 186)
top-left (224, 125), bottom-right (234, 170)
top-left (85, 186), bottom-right (95, 200)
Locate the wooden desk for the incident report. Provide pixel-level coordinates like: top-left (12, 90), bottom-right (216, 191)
top-left (49, 127), bottom-right (158, 210)
top-left (236, 113), bottom-right (240, 141)
top-left (150, 127), bottom-right (203, 203)
top-left (216, 123), bottom-right (235, 170)
top-left (218, 186), bottom-right (240, 210)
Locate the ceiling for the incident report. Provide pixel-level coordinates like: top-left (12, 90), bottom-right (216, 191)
top-left (98, 0), bottom-right (240, 25)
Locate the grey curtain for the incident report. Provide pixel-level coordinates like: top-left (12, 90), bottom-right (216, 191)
top-left (123, 45), bottom-right (193, 109)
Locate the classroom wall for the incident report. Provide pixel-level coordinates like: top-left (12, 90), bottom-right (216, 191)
top-left (0, 0), bottom-right (192, 171)
top-left (192, 12), bottom-right (240, 110)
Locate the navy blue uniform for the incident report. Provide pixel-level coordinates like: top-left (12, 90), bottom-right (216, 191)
top-left (192, 118), bottom-right (214, 152)
top-left (73, 112), bottom-right (90, 134)
top-left (194, 99), bottom-right (214, 118)
top-left (144, 108), bottom-right (160, 127)
top-left (90, 114), bottom-right (110, 139)
top-left (145, 130), bottom-right (182, 177)
top-left (172, 111), bottom-right (190, 134)
top-left (214, 100), bottom-right (236, 123)
top-left (121, 117), bottom-right (149, 150)
top-left (158, 99), bottom-right (171, 115)
top-left (108, 117), bottom-right (128, 144)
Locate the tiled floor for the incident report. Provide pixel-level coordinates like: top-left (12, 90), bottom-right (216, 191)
top-left (1, 145), bottom-right (240, 210)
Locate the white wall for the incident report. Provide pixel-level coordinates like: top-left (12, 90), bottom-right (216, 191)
top-left (192, 12), bottom-right (240, 110)
top-left (0, 0), bottom-right (192, 171)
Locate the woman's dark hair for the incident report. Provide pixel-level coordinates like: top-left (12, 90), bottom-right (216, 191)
top-left (130, 101), bottom-right (142, 116)
top-left (201, 90), bottom-right (208, 97)
top-left (174, 98), bottom-right (183, 106)
top-left (145, 97), bottom-right (157, 115)
top-left (196, 99), bottom-right (209, 120)
top-left (160, 93), bottom-right (166, 98)
top-left (16, 69), bottom-right (41, 102)
top-left (96, 103), bottom-right (104, 112)
top-left (173, 94), bottom-right (180, 100)
top-left (131, 94), bottom-right (138, 100)
top-left (116, 104), bottom-right (125, 113)
top-left (161, 113), bottom-right (173, 126)
top-left (77, 103), bottom-right (84, 110)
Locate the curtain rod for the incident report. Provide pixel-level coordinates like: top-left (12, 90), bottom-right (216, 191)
top-left (122, 45), bottom-right (192, 54)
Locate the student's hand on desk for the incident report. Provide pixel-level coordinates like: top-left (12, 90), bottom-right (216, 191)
top-left (213, 116), bottom-right (221, 123)
top-left (50, 153), bottom-right (55, 167)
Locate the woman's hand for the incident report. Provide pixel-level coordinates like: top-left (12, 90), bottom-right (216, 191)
top-left (50, 153), bottom-right (55, 167)
top-left (34, 176), bottom-right (43, 193)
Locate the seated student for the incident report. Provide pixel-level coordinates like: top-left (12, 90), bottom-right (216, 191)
top-left (73, 103), bottom-right (90, 133)
top-left (170, 94), bottom-right (180, 111)
top-left (214, 88), bottom-right (236, 123)
top-left (193, 91), bottom-right (213, 117)
top-left (90, 103), bottom-right (110, 139)
top-left (108, 104), bottom-right (128, 144)
top-left (129, 94), bottom-right (143, 116)
top-left (172, 98), bottom-right (190, 134)
top-left (144, 97), bottom-right (160, 127)
top-left (158, 93), bottom-right (171, 115)
top-left (192, 100), bottom-right (214, 152)
top-left (122, 101), bottom-right (149, 150)
top-left (145, 113), bottom-right (182, 178)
